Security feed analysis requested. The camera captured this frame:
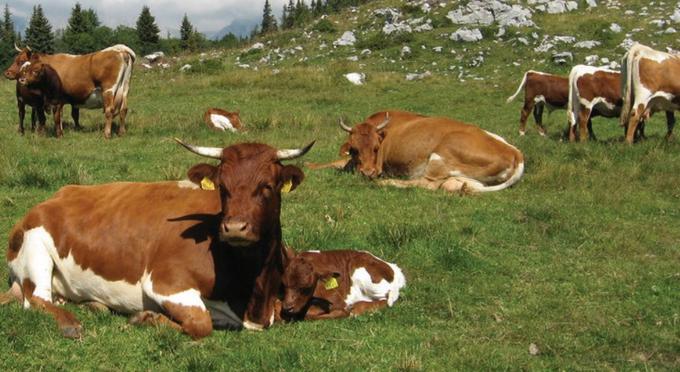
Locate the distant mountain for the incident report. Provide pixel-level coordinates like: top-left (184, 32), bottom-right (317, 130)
top-left (210, 18), bottom-right (258, 40)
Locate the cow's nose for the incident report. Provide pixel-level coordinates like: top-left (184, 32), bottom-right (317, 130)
top-left (225, 220), bottom-right (248, 232)
top-left (220, 219), bottom-right (256, 246)
top-left (360, 169), bottom-right (377, 179)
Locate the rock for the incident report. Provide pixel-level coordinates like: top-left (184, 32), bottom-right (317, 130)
top-left (143, 51), bottom-right (164, 63)
top-left (401, 46), bottom-right (412, 57)
top-left (650, 19), bottom-right (665, 28)
top-left (553, 36), bottom-right (576, 43)
top-left (529, 343), bottom-right (540, 356)
top-left (383, 22), bottom-right (412, 35)
top-left (433, 46), bottom-right (443, 53)
top-left (447, 1), bottom-right (534, 28)
top-left (529, 0), bottom-right (578, 14)
top-left (415, 22), bottom-right (433, 32)
top-left (585, 55), bottom-right (599, 65)
top-left (552, 51), bottom-right (573, 64)
top-left (517, 37), bottom-right (529, 45)
top-left (406, 71), bottom-right (432, 81)
top-left (347, 56), bottom-right (359, 61)
top-left (610, 23), bottom-right (622, 33)
top-left (141, 63), bottom-right (152, 69)
top-left (672, 9), bottom-right (680, 23)
top-left (373, 8), bottom-right (401, 22)
top-left (333, 31), bottom-right (356, 47)
top-left (179, 64), bottom-right (192, 72)
top-left (574, 40), bottom-right (601, 49)
top-left (450, 28), bottom-right (483, 42)
top-left (586, 0), bottom-right (597, 7)
top-left (160, 63), bottom-right (170, 69)
top-left (247, 43), bottom-right (265, 52)
top-left (609, 61), bottom-right (620, 70)
top-left (361, 49), bottom-right (372, 55)
top-left (344, 72), bottom-right (365, 85)
top-left (666, 27), bottom-right (677, 34)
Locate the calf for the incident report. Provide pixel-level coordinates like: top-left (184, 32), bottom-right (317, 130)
top-left (15, 81), bottom-right (47, 135)
top-left (506, 70), bottom-right (570, 136)
top-left (204, 108), bottom-right (244, 132)
top-left (280, 250), bottom-right (405, 320)
top-left (17, 59), bottom-right (67, 137)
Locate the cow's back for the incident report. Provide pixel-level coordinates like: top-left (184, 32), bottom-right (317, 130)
top-left (41, 51), bottom-right (127, 100)
top-left (526, 72), bottom-right (569, 107)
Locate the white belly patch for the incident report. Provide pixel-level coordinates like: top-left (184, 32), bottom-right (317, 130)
top-left (210, 114), bottom-right (236, 132)
top-left (77, 88), bottom-right (103, 109)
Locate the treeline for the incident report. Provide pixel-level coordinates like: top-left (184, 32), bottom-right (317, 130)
top-left (261, 0), bottom-right (375, 34)
top-left (0, 2), bottom-right (249, 66)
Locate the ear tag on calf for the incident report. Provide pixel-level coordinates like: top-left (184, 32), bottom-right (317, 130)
top-left (200, 177), bottom-right (215, 191)
top-left (281, 180), bottom-right (293, 194)
top-left (324, 277), bottom-right (339, 290)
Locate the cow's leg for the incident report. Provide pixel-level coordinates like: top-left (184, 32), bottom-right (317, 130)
top-left (0, 281), bottom-right (23, 305)
top-left (118, 98), bottom-right (128, 136)
top-left (519, 100), bottom-right (534, 136)
top-left (305, 158), bottom-right (351, 171)
top-left (25, 283), bottom-right (82, 339)
top-left (578, 108), bottom-right (592, 142)
top-left (350, 300), bottom-right (388, 316)
top-left (103, 91), bottom-right (115, 139)
top-left (53, 104), bottom-right (64, 138)
top-left (30, 107), bottom-right (36, 132)
top-left (533, 102), bottom-right (547, 136)
top-left (625, 104), bottom-right (645, 144)
top-left (71, 107), bottom-right (81, 130)
top-left (17, 101), bottom-right (25, 135)
top-left (36, 107), bottom-right (46, 134)
top-left (665, 111), bottom-right (675, 140)
top-left (587, 118), bottom-right (597, 141)
top-left (377, 177), bottom-right (444, 190)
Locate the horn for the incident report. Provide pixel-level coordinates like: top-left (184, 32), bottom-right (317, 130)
top-left (376, 113), bottom-right (390, 131)
top-left (174, 138), bottom-right (222, 159)
top-left (14, 43), bottom-right (21, 52)
top-left (339, 118), bottom-right (353, 133)
top-left (276, 141), bottom-right (315, 160)
top-left (26, 45), bottom-right (32, 52)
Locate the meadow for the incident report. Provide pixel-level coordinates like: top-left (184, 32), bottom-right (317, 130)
top-left (0, 2), bottom-right (680, 370)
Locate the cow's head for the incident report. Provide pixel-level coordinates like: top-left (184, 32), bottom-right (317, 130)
top-left (176, 139), bottom-right (313, 247)
top-left (339, 114), bottom-right (390, 178)
top-left (17, 58), bottom-right (46, 87)
top-left (4, 44), bottom-right (33, 80)
top-left (280, 255), bottom-right (339, 315)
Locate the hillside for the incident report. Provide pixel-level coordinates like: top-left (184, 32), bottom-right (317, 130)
top-left (0, 0), bottom-right (679, 370)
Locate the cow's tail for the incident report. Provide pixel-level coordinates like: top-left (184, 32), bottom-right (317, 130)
top-left (468, 158), bottom-right (525, 193)
top-left (109, 45), bottom-right (135, 116)
top-left (567, 66), bottom-right (581, 129)
top-left (620, 44), bottom-right (639, 127)
top-left (506, 71), bottom-right (530, 103)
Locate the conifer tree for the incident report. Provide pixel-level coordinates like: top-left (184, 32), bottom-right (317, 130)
top-left (2, 4), bottom-right (15, 45)
top-left (180, 14), bottom-right (192, 50)
top-left (136, 6), bottom-right (160, 54)
top-left (260, 0), bottom-right (278, 34)
top-left (25, 5), bottom-right (54, 53)
top-left (82, 8), bottom-right (100, 31)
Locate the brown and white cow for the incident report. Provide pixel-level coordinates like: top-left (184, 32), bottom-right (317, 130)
top-left (306, 110), bottom-right (425, 171)
top-left (336, 114), bottom-right (524, 193)
top-left (17, 60), bottom-right (67, 137)
top-left (280, 250), bottom-right (405, 320)
top-left (506, 70), bottom-right (570, 136)
top-left (567, 65), bottom-right (623, 142)
top-left (620, 43), bottom-right (678, 144)
top-left (5, 139), bottom-right (313, 339)
top-left (204, 108), bottom-right (244, 132)
top-left (4, 44), bottom-right (135, 139)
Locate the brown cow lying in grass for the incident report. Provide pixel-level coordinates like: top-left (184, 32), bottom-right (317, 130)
top-left (203, 108), bottom-right (245, 132)
top-left (278, 250), bottom-right (406, 321)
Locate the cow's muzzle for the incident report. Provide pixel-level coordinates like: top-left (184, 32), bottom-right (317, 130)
top-left (220, 220), bottom-right (258, 246)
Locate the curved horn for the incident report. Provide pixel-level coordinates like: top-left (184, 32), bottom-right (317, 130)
top-left (276, 141), bottom-right (315, 160)
top-left (14, 43), bottom-right (21, 52)
top-left (174, 138), bottom-right (222, 159)
top-left (376, 113), bottom-right (390, 131)
top-left (25, 45), bottom-right (32, 52)
top-left (338, 118), bottom-right (353, 133)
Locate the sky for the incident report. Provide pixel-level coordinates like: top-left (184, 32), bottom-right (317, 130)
top-left (5, 0), bottom-right (288, 37)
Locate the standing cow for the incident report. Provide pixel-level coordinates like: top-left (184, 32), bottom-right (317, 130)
top-left (4, 44), bottom-right (135, 139)
top-left (620, 43), bottom-right (678, 144)
top-left (5, 139), bottom-right (314, 339)
top-left (506, 70), bottom-right (572, 137)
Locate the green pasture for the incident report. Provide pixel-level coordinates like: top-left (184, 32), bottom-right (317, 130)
top-left (0, 2), bottom-right (679, 370)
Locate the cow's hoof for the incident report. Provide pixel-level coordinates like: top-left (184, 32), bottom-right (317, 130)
top-left (61, 324), bottom-right (82, 339)
top-left (118, 128), bottom-right (126, 136)
top-left (129, 311), bottom-right (156, 325)
top-left (518, 131), bottom-right (526, 136)
top-left (242, 320), bottom-right (264, 331)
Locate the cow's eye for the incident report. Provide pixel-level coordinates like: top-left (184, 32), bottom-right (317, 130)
top-left (349, 148), bottom-right (358, 156)
top-left (302, 286), bottom-right (314, 295)
top-left (261, 184), bottom-right (273, 198)
top-left (219, 185), bottom-right (230, 199)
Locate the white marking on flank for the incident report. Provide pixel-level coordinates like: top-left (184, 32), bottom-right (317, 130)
top-left (210, 114), bottom-right (237, 132)
top-left (143, 278), bottom-right (206, 311)
top-left (429, 153), bottom-right (443, 162)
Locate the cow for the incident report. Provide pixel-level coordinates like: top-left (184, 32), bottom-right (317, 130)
top-left (4, 44), bottom-right (135, 139)
top-left (567, 65), bottom-right (624, 142)
top-left (305, 110), bottom-right (425, 171)
top-left (4, 139), bottom-right (314, 339)
top-left (280, 250), bottom-right (405, 320)
top-left (204, 108), bottom-right (244, 132)
top-left (17, 59), bottom-right (67, 137)
top-left (15, 79), bottom-right (47, 135)
top-left (620, 43), bottom-right (678, 144)
top-left (506, 70), bottom-right (573, 136)
top-left (336, 114), bottom-right (524, 193)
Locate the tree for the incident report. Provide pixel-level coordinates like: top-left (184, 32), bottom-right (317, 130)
top-left (283, 0), bottom-right (295, 29)
top-left (136, 6), bottom-right (160, 54)
top-left (64, 3), bottom-right (99, 53)
top-left (260, 0), bottom-right (278, 34)
top-left (1, 4), bottom-right (15, 45)
top-left (180, 14), bottom-right (192, 50)
top-left (82, 8), bottom-right (100, 31)
top-left (25, 5), bottom-right (54, 53)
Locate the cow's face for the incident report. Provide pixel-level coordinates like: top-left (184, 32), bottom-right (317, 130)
top-left (4, 47), bottom-right (32, 80)
top-left (179, 140), bottom-right (313, 247)
top-left (280, 256), bottom-right (317, 314)
top-left (341, 119), bottom-right (389, 179)
top-left (17, 60), bottom-right (45, 87)
top-left (228, 111), bottom-right (244, 129)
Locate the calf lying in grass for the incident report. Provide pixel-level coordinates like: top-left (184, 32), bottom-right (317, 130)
top-left (280, 250), bottom-right (405, 320)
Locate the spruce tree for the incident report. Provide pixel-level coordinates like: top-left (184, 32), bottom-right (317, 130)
top-left (136, 6), bottom-right (160, 54)
top-left (180, 14), bottom-right (192, 50)
top-left (82, 8), bottom-right (100, 31)
top-left (25, 5), bottom-right (54, 53)
top-left (2, 4), bottom-right (15, 45)
top-left (260, 0), bottom-right (278, 34)
top-left (283, 0), bottom-right (295, 29)
top-left (66, 3), bottom-right (86, 34)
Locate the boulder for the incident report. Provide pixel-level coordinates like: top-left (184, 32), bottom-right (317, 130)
top-left (450, 28), bottom-right (483, 42)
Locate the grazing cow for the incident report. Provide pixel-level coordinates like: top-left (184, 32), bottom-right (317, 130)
top-left (204, 108), bottom-right (244, 132)
top-left (17, 60), bottom-right (67, 137)
top-left (337, 114), bottom-right (524, 193)
top-left (4, 44), bottom-right (135, 139)
top-left (506, 70), bottom-right (571, 136)
top-left (620, 43), bottom-right (678, 144)
top-left (306, 110), bottom-right (425, 171)
top-left (567, 65), bottom-right (623, 142)
top-left (280, 250), bottom-right (405, 320)
top-left (5, 139), bottom-right (314, 339)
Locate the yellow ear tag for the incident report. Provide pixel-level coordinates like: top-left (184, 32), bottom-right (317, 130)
top-left (324, 277), bottom-right (339, 290)
top-left (281, 180), bottom-right (293, 194)
top-left (200, 177), bottom-right (215, 191)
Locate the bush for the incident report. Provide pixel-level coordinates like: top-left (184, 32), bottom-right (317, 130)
top-left (312, 19), bottom-right (336, 33)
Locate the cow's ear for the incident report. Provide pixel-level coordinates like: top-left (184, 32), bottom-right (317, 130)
top-left (187, 163), bottom-right (218, 185)
top-left (339, 142), bottom-right (351, 156)
top-left (279, 165), bottom-right (304, 192)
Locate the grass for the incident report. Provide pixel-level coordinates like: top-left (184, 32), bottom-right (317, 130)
top-left (1, 1), bottom-right (680, 370)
